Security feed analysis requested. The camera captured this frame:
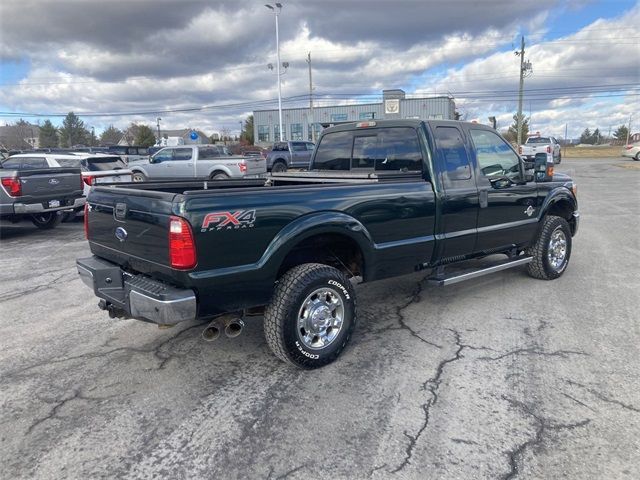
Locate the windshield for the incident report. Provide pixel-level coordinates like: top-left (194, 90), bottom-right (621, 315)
top-left (526, 137), bottom-right (551, 144)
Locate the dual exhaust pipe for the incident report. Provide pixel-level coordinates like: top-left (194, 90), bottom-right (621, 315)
top-left (202, 314), bottom-right (245, 342)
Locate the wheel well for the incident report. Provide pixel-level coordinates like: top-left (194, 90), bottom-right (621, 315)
top-left (273, 158), bottom-right (287, 165)
top-left (546, 200), bottom-right (576, 234)
top-left (277, 233), bottom-right (364, 279)
top-left (209, 170), bottom-right (226, 178)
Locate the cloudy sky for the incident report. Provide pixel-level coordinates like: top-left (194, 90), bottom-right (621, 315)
top-left (0, 0), bottom-right (638, 138)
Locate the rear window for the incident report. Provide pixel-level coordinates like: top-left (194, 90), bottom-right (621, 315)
top-left (198, 147), bottom-right (222, 160)
top-left (273, 143), bottom-right (289, 152)
top-left (313, 127), bottom-right (422, 172)
top-left (86, 156), bottom-right (127, 171)
top-left (2, 157), bottom-right (48, 169)
top-left (526, 137), bottom-right (550, 144)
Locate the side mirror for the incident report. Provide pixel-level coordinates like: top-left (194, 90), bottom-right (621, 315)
top-left (489, 176), bottom-right (514, 189)
top-left (534, 153), bottom-right (553, 182)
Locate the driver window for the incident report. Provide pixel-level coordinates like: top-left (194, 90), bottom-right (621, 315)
top-left (153, 149), bottom-right (174, 162)
top-left (470, 129), bottom-right (520, 178)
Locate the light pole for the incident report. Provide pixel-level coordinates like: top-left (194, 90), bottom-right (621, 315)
top-left (265, 3), bottom-right (284, 141)
top-left (156, 117), bottom-right (162, 145)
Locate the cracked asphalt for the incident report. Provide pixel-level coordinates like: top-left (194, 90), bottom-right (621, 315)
top-left (1, 157), bottom-right (638, 479)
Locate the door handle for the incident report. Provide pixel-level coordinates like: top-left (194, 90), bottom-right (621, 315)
top-left (479, 190), bottom-right (488, 208)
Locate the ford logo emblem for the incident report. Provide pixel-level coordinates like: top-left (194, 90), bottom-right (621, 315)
top-left (115, 227), bottom-right (128, 242)
top-left (48, 178), bottom-right (60, 185)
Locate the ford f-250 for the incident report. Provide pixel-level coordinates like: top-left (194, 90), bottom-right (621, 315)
top-left (76, 120), bottom-right (579, 369)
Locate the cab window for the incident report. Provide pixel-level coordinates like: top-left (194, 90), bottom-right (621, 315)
top-left (470, 129), bottom-right (520, 178)
top-left (434, 127), bottom-right (471, 182)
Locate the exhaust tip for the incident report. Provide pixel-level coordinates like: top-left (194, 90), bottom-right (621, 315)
top-left (202, 324), bottom-right (221, 342)
top-left (224, 319), bottom-right (245, 338)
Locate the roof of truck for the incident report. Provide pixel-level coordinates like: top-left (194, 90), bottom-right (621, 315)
top-left (321, 119), bottom-right (493, 134)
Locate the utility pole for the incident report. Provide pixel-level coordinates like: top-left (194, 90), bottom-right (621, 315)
top-left (156, 117), bottom-right (161, 145)
top-left (626, 113), bottom-right (632, 146)
top-left (306, 52), bottom-right (316, 143)
top-left (515, 36), bottom-right (532, 147)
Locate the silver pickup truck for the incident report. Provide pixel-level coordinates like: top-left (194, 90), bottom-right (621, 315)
top-left (0, 160), bottom-right (84, 229)
top-left (519, 135), bottom-right (562, 164)
top-left (129, 145), bottom-right (266, 182)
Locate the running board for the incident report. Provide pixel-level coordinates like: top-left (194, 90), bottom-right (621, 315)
top-left (428, 256), bottom-right (532, 286)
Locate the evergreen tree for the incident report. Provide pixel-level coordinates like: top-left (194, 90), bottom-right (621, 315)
top-left (59, 112), bottom-right (89, 147)
top-left (134, 125), bottom-right (157, 147)
top-left (38, 120), bottom-right (59, 147)
top-left (100, 125), bottom-right (123, 145)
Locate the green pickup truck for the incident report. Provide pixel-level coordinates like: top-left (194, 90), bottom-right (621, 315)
top-left (77, 120), bottom-right (578, 368)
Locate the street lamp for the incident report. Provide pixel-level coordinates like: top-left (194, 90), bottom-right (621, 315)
top-left (156, 117), bottom-right (162, 145)
top-left (265, 3), bottom-right (284, 141)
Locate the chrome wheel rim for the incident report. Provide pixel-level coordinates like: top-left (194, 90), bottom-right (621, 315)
top-left (547, 227), bottom-right (567, 270)
top-left (297, 287), bottom-right (345, 350)
top-left (132, 174), bottom-right (144, 182)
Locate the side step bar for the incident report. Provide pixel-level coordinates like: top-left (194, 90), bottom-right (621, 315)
top-left (428, 256), bottom-right (532, 286)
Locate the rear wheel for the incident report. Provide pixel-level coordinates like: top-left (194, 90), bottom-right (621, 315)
top-left (527, 215), bottom-right (572, 280)
top-left (264, 263), bottom-right (357, 369)
top-left (635, 152), bottom-right (640, 161)
top-left (211, 172), bottom-right (229, 180)
top-left (556, 152), bottom-right (562, 164)
top-left (31, 212), bottom-right (61, 230)
top-left (132, 172), bottom-right (146, 182)
top-left (271, 161), bottom-right (287, 173)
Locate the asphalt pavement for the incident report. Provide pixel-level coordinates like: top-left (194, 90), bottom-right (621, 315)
top-left (1, 157), bottom-right (638, 479)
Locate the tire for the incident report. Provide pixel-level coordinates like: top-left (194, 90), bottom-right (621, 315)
top-left (634, 152), bottom-right (640, 161)
top-left (526, 215), bottom-right (572, 280)
top-left (132, 172), bottom-right (146, 182)
top-left (556, 152), bottom-right (561, 164)
top-left (31, 212), bottom-right (61, 230)
top-left (211, 172), bottom-right (229, 180)
top-left (271, 161), bottom-right (287, 173)
top-left (264, 263), bottom-right (357, 369)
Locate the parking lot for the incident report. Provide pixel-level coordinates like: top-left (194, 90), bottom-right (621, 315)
top-left (1, 157), bottom-right (638, 479)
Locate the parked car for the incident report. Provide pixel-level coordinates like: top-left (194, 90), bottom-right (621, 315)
top-left (106, 146), bottom-right (150, 164)
top-left (129, 144), bottom-right (266, 182)
top-left (5, 153), bottom-right (132, 195)
top-left (0, 159), bottom-right (84, 229)
top-left (266, 141), bottom-right (315, 172)
top-left (622, 143), bottom-right (640, 161)
top-left (519, 134), bottom-right (562, 164)
top-left (77, 119), bottom-right (579, 369)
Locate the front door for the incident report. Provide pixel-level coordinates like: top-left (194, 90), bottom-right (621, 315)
top-left (432, 125), bottom-right (479, 260)
top-left (468, 127), bottom-right (538, 252)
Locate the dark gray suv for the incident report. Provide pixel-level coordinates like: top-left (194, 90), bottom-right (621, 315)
top-left (266, 141), bottom-right (315, 172)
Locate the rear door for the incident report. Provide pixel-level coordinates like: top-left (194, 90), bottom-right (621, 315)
top-left (431, 125), bottom-right (479, 260)
top-left (468, 127), bottom-right (538, 252)
top-left (290, 142), bottom-right (308, 167)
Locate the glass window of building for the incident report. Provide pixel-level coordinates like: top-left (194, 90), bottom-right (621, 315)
top-left (308, 124), bottom-right (322, 141)
top-left (330, 113), bottom-right (348, 122)
top-left (274, 124), bottom-right (287, 140)
top-left (258, 125), bottom-right (270, 142)
top-left (290, 123), bottom-right (303, 140)
top-left (359, 112), bottom-right (376, 120)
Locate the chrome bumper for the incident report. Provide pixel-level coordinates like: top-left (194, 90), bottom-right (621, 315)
top-left (77, 256), bottom-right (196, 325)
top-left (14, 197), bottom-right (85, 214)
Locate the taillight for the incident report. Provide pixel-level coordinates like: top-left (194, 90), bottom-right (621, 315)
top-left (626, 145), bottom-right (633, 150)
top-left (546, 146), bottom-right (551, 153)
top-left (546, 163), bottom-right (554, 178)
top-left (238, 162), bottom-right (247, 173)
top-left (518, 146), bottom-right (522, 154)
top-left (169, 216), bottom-right (196, 269)
top-left (84, 202), bottom-right (89, 239)
top-left (83, 175), bottom-right (95, 186)
top-left (1, 177), bottom-right (21, 197)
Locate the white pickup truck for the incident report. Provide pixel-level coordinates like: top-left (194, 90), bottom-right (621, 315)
top-left (519, 135), bottom-right (561, 164)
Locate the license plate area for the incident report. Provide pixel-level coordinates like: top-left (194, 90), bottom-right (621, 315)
top-left (48, 199), bottom-right (61, 208)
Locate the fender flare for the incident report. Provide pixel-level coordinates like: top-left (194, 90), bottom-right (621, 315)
top-left (537, 188), bottom-right (577, 220)
top-left (207, 165), bottom-right (234, 178)
top-left (257, 211), bottom-right (376, 279)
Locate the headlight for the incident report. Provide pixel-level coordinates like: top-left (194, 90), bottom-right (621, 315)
top-left (571, 183), bottom-right (577, 197)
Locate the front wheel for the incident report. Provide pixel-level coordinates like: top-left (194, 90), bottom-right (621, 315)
top-left (527, 215), bottom-right (572, 280)
top-left (132, 172), bottom-right (146, 182)
top-left (31, 212), bottom-right (61, 230)
top-left (264, 263), bottom-right (357, 369)
top-left (556, 152), bottom-right (562, 164)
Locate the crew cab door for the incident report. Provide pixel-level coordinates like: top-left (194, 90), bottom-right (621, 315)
top-left (468, 127), bottom-right (538, 252)
top-left (290, 142), bottom-right (309, 167)
top-left (432, 125), bottom-right (479, 260)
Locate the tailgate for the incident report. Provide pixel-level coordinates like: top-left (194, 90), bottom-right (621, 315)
top-left (244, 157), bottom-right (266, 175)
top-left (87, 187), bottom-right (177, 270)
top-left (18, 168), bottom-right (82, 197)
top-left (92, 170), bottom-right (133, 184)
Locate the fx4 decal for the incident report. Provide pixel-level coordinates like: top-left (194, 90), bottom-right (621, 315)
top-left (201, 210), bottom-right (256, 231)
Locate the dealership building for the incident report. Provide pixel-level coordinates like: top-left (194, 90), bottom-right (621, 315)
top-left (253, 89), bottom-right (456, 146)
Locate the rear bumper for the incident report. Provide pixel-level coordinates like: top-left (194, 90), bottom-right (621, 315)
top-left (76, 255), bottom-right (197, 325)
top-left (13, 197), bottom-right (85, 214)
